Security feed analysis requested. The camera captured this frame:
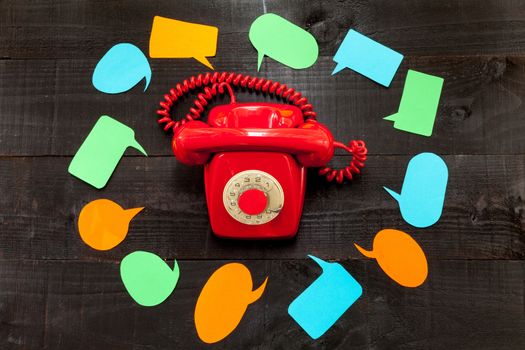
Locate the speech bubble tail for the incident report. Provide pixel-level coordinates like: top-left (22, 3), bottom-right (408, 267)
top-left (383, 113), bottom-right (398, 122)
top-left (125, 207), bottom-right (144, 219)
top-left (170, 259), bottom-right (180, 274)
top-left (308, 255), bottom-right (330, 271)
top-left (384, 187), bottom-right (401, 201)
top-left (354, 243), bottom-right (375, 259)
top-left (194, 56), bottom-right (214, 70)
top-left (257, 52), bottom-right (264, 71)
top-left (248, 276), bottom-right (268, 304)
top-left (130, 139), bottom-right (148, 156)
top-left (143, 69), bottom-right (152, 92)
top-left (331, 63), bottom-right (345, 75)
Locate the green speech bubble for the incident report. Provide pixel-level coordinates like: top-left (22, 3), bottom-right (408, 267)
top-left (68, 115), bottom-right (147, 189)
top-left (249, 13), bottom-right (319, 70)
top-left (384, 70), bottom-right (444, 137)
top-left (120, 251), bottom-right (180, 307)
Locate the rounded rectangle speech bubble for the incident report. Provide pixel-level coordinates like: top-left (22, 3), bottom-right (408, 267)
top-left (384, 152), bottom-right (448, 228)
top-left (288, 255), bottom-right (362, 339)
top-left (384, 70), bottom-right (444, 137)
top-left (149, 16), bottom-right (218, 70)
top-left (249, 13), bottom-right (319, 70)
top-left (332, 29), bottom-right (403, 87)
top-left (68, 115), bottom-right (147, 189)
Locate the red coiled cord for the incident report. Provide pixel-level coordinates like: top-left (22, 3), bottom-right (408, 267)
top-left (157, 72), bottom-right (367, 184)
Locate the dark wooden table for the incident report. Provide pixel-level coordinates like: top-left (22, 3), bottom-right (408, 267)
top-left (1, 1), bottom-right (524, 349)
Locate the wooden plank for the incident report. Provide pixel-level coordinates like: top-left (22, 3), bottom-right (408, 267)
top-left (0, 155), bottom-right (522, 261)
top-left (2, 0), bottom-right (525, 59)
top-left (0, 259), bottom-right (522, 349)
top-left (2, 55), bottom-right (525, 156)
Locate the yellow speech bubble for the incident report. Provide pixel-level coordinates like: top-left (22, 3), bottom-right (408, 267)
top-left (149, 16), bottom-right (218, 69)
top-left (78, 199), bottom-right (143, 251)
top-left (194, 263), bottom-right (268, 343)
top-left (355, 229), bottom-right (428, 287)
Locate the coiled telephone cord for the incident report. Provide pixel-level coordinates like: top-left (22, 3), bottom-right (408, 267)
top-left (157, 72), bottom-right (367, 184)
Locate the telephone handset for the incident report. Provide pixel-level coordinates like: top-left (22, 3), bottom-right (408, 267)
top-left (157, 72), bottom-right (367, 239)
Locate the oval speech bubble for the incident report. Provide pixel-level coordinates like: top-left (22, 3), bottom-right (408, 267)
top-left (78, 198), bottom-right (143, 250)
top-left (120, 251), bottom-right (180, 307)
top-left (92, 43), bottom-right (151, 94)
top-left (384, 152), bottom-right (448, 228)
top-left (355, 229), bottom-right (428, 287)
top-left (249, 13), bottom-right (319, 70)
top-left (194, 263), bottom-right (268, 344)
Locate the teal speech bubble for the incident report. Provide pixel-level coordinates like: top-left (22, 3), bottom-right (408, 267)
top-left (384, 152), bottom-right (448, 228)
top-left (92, 43), bottom-right (151, 94)
top-left (384, 70), bottom-right (444, 137)
top-left (332, 29), bottom-right (403, 87)
top-left (120, 251), bottom-right (180, 307)
top-left (68, 115), bottom-right (147, 189)
top-left (249, 13), bottom-right (319, 70)
top-left (288, 255), bottom-right (362, 339)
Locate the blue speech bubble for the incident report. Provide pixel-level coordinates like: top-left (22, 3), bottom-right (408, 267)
top-left (384, 153), bottom-right (448, 228)
top-left (92, 43), bottom-right (151, 94)
top-left (288, 255), bottom-right (362, 339)
top-left (332, 29), bottom-right (403, 87)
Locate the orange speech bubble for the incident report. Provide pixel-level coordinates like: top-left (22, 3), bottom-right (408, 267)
top-left (78, 199), bottom-right (143, 251)
top-left (354, 229), bottom-right (428, 287)
top-left (149, 16), bottom-right (218, 69)
top-left (194, 263), bottom-right (268, 343)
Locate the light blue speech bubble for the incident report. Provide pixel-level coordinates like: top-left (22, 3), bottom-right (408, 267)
top-left (288, 255), bottom-right (362, 339)
top-left (92, 43), bottom-right (151, 94)
top-left (384, 153), bottom-right (448, 228)
top-left (332, 29), bottom-right (403, 87)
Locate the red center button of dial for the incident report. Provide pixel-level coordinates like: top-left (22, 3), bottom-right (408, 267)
top-left (238, 189), bottom-right (268, 215)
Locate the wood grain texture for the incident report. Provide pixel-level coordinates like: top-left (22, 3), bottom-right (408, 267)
top-left (1, 56), bottom-right (525, 156)
top-left (2, 0), bottom-right (525, 59)
top-left (0, 259), bottom-right (523, 350)
top-left (0, 155), bottom-right (522, 261)
top-left (0, 0), bottom-right (524, 349)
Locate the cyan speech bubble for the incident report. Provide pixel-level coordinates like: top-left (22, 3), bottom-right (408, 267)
top-left (249, 13), bottom-right (319, 70)
top-left (332, 29), bottom-right (403, 87)
top-left (92, 43), bottom-right (151, 94)
top-left (384, 153), bottom-right (448, 228)
top-left (288, 255), bottom-right (362, 339)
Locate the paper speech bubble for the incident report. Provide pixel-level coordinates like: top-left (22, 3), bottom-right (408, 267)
top-left (384, 70), bottom-right (444, 136)
top-left (78, 199), bottom-right (143, 251)
top-left (332, 29), bottom-right (403, 87)
top-left (194, 263), bottom-right (268, 344)
top-left (68, 115), bottom-right (147, 189)
top-left (354, 229), bottom-right (428, 287)
top-left (149, 16), bottom-right (218, 70)
top-left (249, 13), bottom-right (319, 70)
top-left (288, 255), bottom-right (362, 339)
top-left (120, 251), bottom-right (180, 307)
top-left (384, 152), bottom-right (448, 228)
top-left (92, 43), bottom-right (151, 94)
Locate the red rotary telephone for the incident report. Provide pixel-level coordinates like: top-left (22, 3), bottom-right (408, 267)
top-left (157, 72), bottom-right (367, 239)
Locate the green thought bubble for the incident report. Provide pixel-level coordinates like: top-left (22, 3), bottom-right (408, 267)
top-left (249, 13), bottom-right (319, 70)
